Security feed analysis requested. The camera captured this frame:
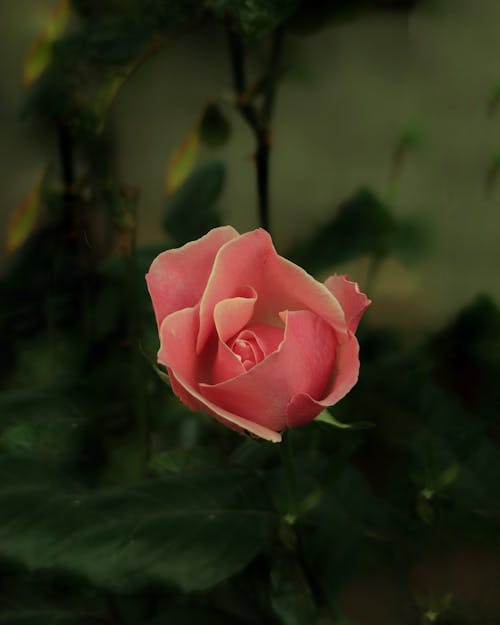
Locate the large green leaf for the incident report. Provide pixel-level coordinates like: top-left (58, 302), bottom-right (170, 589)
top-left (288, 187), bottom-right (428, 274)
top-left (0, 459), bottom-right (273, 592)
top-left (0, 612), bottom-right (95, 625)
top-left (163, 159), bottom-right (225, 245)
top-left (270, 554), bottom-right (317, 625)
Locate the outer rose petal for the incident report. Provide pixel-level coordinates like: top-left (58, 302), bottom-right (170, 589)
top-left (199, 310), bottom-right (337, 432)
top-left (286, 332), bottom-right (360, 428)
top-left (324, 274), bottom-right (371, 332)
top-left (158, 306), bottom-right (282, 442)
top-left (197, 229), bottom-right (347, 353)
top-left (146, 225), bottom-right (238, 328)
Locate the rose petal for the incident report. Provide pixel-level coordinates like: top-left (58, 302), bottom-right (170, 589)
top-left (199, 310), bottom-right (337, 432)
top-left (146, 225), bottom-right (238, 328)
top-left (286, 332), bottom-right (360, 428)
top-left (213, 287), bottom-right (257, 343)
top-left (324, 274), bottom-right (371, 332)
top-left (158, 306), bottom-right (281, 442)
top-left (197, 229), bottom-right (347, 353)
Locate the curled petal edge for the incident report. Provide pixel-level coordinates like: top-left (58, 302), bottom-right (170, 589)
top-left (167, 368), bottom-right (283, 443)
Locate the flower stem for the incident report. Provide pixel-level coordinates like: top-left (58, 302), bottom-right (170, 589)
top-left (226, 25), bottom-right (284, 234)
top-left (280, 430), bottom-right (299, 521)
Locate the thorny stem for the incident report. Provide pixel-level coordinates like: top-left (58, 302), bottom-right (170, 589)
top-left (226, 25), bottom-right (284, 234)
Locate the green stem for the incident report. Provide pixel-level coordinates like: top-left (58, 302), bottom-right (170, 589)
top-left (226, 26), bottom-right (284, 234)
top-left (280, 430), bottom-right (299, 521)
top-left (123, 223), bottom-right (150, 479)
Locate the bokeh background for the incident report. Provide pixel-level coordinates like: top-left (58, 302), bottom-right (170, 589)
top-left (2, 0), bottom-right (500, 325)
top-left (1, 1), bottom-right (499, 624)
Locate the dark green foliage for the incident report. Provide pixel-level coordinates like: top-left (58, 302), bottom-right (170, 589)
top-left (0, 458), bottom-right (273, 592)
top-left (288, 187), bottom-right (429, 273)
top-left (3, 1), bottom-right (497, 623)
top-left (270, 554), bottom-right (317, 625)
top-left (200, 103), bottom-right (232, 149)
top-left (205, 0), bottom-right (300, 38)
top-left (163, 160), bottom-right (225, 245)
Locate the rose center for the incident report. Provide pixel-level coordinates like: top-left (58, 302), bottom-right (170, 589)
top-left (229, 333), bottom-right (263, 371)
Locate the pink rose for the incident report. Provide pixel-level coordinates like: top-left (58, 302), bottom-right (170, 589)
top-left (146, 227), bottom-right (371, 442)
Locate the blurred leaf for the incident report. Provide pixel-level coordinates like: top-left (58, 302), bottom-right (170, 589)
top-left (0, 425), bottom-right (38, 454)
top-left (270, 555), bottom-right (317, 625)
top-left (85, 15), bottom-right (153, 65)
top-left (315, 410), bottom-right (373, 430)
top-left (390, 217), bottom-right (430, 267)
top-left (23, 0), bottom-right (70, 86)
top-left (416, 492), bottom-right (434, 525)
top-left (0, 611), bottom-right (95, 625)
top-left (289, 0), bottom-right (421, 34)
top-left (166, 126), bottom-right (200, 195)
top-left (0, 461), bottom-right (273, 592)
top-left (163, 159), bottom-right (225, 245)
top-left (92, 67), bottom-right (133, 132)
top-left (6, 172), bottom-right (44, 255)
top-left (200, 103), bottom-right (232, 149)
top-left (448, 440), bottom-right (500, 518)
top-left (486, 83), bottom-right (500, 117)
top-left (302, 464), bottom-right (402, 598)
top-left (430, 295), bottom-right (500, 423)
top-left (144, 0), bottom-right (203, 30)
top-left (149, 447), bottom-right (221, 475)
top-left (206, 0), bottom-right (300, 37)
top-left (288, 187), bottom-right (428, 273)
top-left (390, 125), bottom-right (424, 184)
top-left (484, 151), bottom-right (500, 194)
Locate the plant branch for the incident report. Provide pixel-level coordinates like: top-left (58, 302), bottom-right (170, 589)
top-left (226, 25), bottom-right (284, 233)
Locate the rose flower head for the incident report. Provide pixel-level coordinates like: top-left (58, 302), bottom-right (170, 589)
top-left (146, 227), bottom-right (370, 442)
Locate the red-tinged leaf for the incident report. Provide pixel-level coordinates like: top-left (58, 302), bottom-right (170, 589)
top-left (6, 173), bottom-right (44, 254)
top-left (165, 127), bottom-right (200, 196)
top-left (23, 0), bottom-right (70, 87)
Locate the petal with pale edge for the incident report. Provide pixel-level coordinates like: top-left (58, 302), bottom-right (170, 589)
top-left (211, 290), bottom-right (257, 384)
top-left (199, 310), bottom-right (337, 433)
top-left (146, 225), bottom-right (238, 328)
top-left (324, 274), bottom-right (371, 332)
top-left (197, 229), bottom-right (347, 353)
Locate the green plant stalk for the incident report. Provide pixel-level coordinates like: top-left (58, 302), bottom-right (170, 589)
top-left (280, 430), bottom-right (299, 521)
top-left (226, 26), bottom-right (284, 234)
top-left (124, 230), bottom-right (150, 479)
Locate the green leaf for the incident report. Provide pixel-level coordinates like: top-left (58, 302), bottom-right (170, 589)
top-left (149, 447), bottom-right (221, 475)
top-left (206, 0), bottom-right (300, 37)
top-left (166, 125), bottom-right (200, 195)
top-left (6, 171), bottom-right (44, 255)
top-left (315, 410), bottom-right (373, 430)
top-left (163, 159), bottom-right (225, 245)
top-left (85, 16), bottom-right (153, 65)
top-left (270, 555), bottom-right (317, 625)
top-left (0, 611), bottom-right (94, 625)
top-left (23, 0), bottom-right (71, 86)
top-left (288, 187), bottom-right (428, 273)
top-left (0, 460), bottom-right (273, 592)
top-left (200, 103), bottom-right (232, 149)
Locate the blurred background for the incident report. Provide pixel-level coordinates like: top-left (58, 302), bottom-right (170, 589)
top-left (0, 1), bottom-right (499, 624)
top-left (2, 0), bottom-right (500, 327)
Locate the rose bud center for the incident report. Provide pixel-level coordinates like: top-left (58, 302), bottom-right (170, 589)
top-left (225, 322), bottom-right (285, 373)
top-left (229, 330), bottom-right (264, 370)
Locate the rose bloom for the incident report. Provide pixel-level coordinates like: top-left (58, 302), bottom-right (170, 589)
top-left (146, 227), bottom-right (370, 442)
